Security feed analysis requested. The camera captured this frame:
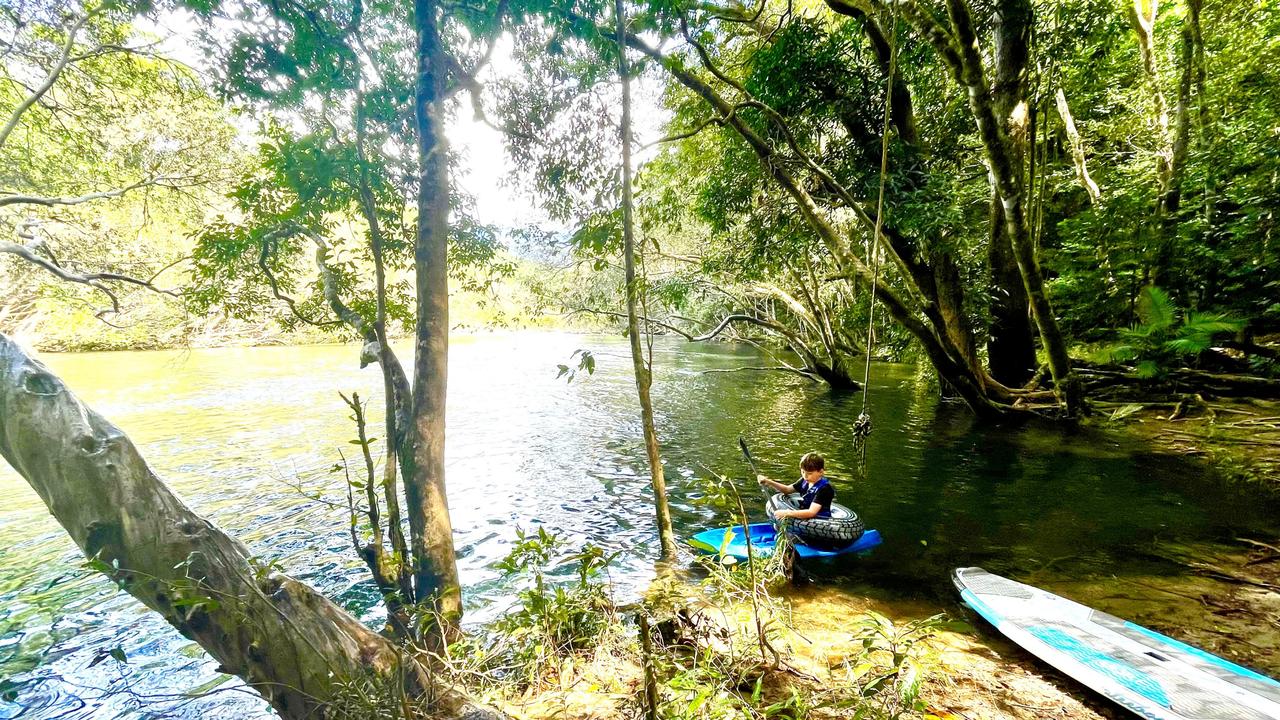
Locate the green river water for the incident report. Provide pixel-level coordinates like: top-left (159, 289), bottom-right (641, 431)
top-left (1, 333), bottom-right (1278, 718)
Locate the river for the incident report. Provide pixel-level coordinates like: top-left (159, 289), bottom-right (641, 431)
top-left (2, 333), bottom-right (1278, 718)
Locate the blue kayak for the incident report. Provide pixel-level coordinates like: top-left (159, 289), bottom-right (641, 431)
top-left (688, 522), bottom-right (883, 560)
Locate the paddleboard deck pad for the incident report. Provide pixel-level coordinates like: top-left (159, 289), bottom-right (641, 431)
top-left (953, 567), bottom-right (1280, 720)
top-left (688, 522), bottom-right (881, 560)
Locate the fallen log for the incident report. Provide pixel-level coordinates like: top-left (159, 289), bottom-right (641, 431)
top-left (1078, 362), bottom-right (1280, 400)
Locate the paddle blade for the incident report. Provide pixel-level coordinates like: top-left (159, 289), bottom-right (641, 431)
top-left (738, 436), bottom-right (757, 471)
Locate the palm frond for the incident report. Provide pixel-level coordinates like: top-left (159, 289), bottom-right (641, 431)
top-left (1135, 360), bottom-right (1163, 379)
top-left (1104, 343), bottom-right (1140, 363)
top-left (1136, 285), bottom-right (1177, 330)
top-left (1165, 336), bottom-right (1210, 356)
top-left (1118, 324), bottom-right (1156, 341)
top-left (1181, 312), bottom-right (1242, 337)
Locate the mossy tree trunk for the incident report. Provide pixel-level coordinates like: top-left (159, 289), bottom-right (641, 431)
top-left (876, 0), bottom-right (1077, 413)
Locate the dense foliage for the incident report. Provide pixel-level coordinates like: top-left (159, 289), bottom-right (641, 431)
top-left (504, 0), bottom-right (1280, 409)
top-left (0, 1), bottom-right (241, 348)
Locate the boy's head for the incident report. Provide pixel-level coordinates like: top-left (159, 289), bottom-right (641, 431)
top-left (799, 452), bottom-right (825, 473)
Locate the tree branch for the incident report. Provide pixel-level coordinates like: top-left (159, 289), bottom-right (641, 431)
top-left (0, 240), bottom-right (182, 319)
top-left (0, 179), bottom-right (151, 208)
top-left (0, 5), bottom-right (103, 150)
top-left (1055, 88), bottom-right (1100, 204)
top-left (640, 114), bottom-right (728, 149)
top-left (562, 305), bottom-right (698, 339)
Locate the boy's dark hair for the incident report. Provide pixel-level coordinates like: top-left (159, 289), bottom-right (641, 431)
top-left (800, 452), bottom-right (825, 472)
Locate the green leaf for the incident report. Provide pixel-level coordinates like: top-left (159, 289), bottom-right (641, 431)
top-left (1136, 286), bottom-right (1177, 330)
top-left (1135, 360), bottom-right (1162, 379)
top-left (1165, 336), bottom-right (1210, 356)
top-left (1181, 312), bottom-right (1242, 336)
top-left (1109, 403), bottom-right (1145, 421)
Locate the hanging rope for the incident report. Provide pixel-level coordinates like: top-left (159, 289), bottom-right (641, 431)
top-left (855, 8), bottom-right (899, 455)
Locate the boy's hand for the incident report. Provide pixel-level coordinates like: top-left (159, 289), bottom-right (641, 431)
top-left (756, 474), bottom-right (769, 486)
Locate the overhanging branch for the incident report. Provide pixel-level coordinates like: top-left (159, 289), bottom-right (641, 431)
top-left (0, 179), bottom-right (151, 208)
top-left (1, 240), bottom-right (181, 319)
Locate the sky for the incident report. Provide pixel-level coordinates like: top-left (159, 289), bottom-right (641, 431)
top-left (137, 8), bottom-right (671, 235)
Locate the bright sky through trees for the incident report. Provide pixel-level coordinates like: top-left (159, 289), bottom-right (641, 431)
top-left (134, 8), bottom-right (668, 236)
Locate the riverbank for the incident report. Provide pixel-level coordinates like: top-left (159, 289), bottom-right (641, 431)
top-left (461, 559), bottom-right (1280, 720)
top-left (1104, 396), bottom-right (1280, 489)
top-left (3, 274), bottom-right (579, 353)
top-left (458, 580), bottom-right (1122, 720)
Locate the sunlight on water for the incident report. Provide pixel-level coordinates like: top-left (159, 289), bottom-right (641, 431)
top-left (1, 333), bottom-right (1278, 718)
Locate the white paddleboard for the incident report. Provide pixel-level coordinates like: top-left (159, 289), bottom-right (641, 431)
top-left (953, 567), bottom-right (1280, 720)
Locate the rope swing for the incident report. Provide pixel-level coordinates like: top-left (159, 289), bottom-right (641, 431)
top-left (855, 8), bottom-right (899, 462)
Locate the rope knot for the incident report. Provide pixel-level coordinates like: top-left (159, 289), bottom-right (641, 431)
top-left (853, 412), bottom-right (872, 438)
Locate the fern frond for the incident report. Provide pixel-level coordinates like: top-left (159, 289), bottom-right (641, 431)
top-left (1135, 360), bottom-right (1163, 379)
top-left (1181, 312), bottom-right (1243, 337)
top-left (1165, 336), bottom-right (1210, 356)
top-left (1137, 286), bottom-right (1177, 330)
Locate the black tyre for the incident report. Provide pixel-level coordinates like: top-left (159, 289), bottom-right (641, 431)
top-left (766, 492), bottom-right (864, 550)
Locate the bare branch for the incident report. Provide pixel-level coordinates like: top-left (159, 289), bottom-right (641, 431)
top-left (640, 114), bottom-right (728, 149)
top-left (1, 239), bottom-right (182, 319)
top-left (254, 227), bottom-right (344, 329)
top-left (689, 312), bottom-right (795, 342)
top-left (680, 16), bottom-right (749, 96)
top-left (0, 179), bottom-right (150, 208)
top-left (562, 305), bottom-right (698, 339)
top-left (697, 0), bottom-right (767, 25)
top-left (442, 47), bottom-right (537, 142)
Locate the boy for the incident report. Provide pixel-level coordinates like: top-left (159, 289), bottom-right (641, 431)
top-left (757, 451), bottom-right (835, 520)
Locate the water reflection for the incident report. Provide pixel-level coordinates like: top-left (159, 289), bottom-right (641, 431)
top-left (1, 333), bottom-right (1277, 718)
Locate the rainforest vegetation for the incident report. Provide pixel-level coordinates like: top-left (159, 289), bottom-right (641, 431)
top-left (2, 0), bottom-right (1280, 717)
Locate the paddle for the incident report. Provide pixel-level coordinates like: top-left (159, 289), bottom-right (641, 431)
top-left (738, 436), bottom-right (772, 500)
top-left (738, 436), bottom-right (797, 580)
top-left (738, 436), bottom-right (759, 477)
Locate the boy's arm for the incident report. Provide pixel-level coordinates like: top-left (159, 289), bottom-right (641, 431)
top-left (788, 504), bottom-right (823, 520)
top-left (756, 475), bottom-right (794, 493)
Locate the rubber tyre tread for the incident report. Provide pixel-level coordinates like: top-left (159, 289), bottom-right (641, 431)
top-left (766, 493), bottom-right (864, 548)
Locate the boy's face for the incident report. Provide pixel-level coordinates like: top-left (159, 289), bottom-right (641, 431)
top-left (800, 467), bottom-right (824, 481)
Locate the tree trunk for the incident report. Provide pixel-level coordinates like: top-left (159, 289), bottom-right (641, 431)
top-left (0, 334), bottom-right (502, 720)
top-left (354, 104), bottom-right (416, 630)
top-left (1055, 89), bottom-right (1101, 205)
top-left (949, 0), bottom-right (1079, 413)
top-left (410, 0), bottom-right (462, 646)
top-left (617, 0), bottom-right (677, 561)
top-left (1128, 0), bottom-right (1171, 185)
top-left (987, 193), bottom-right (1037, 386)
top-left (1153, 25), bottom-right (1195, 292)
top-left (932, 249), bottom-right (981, 379)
